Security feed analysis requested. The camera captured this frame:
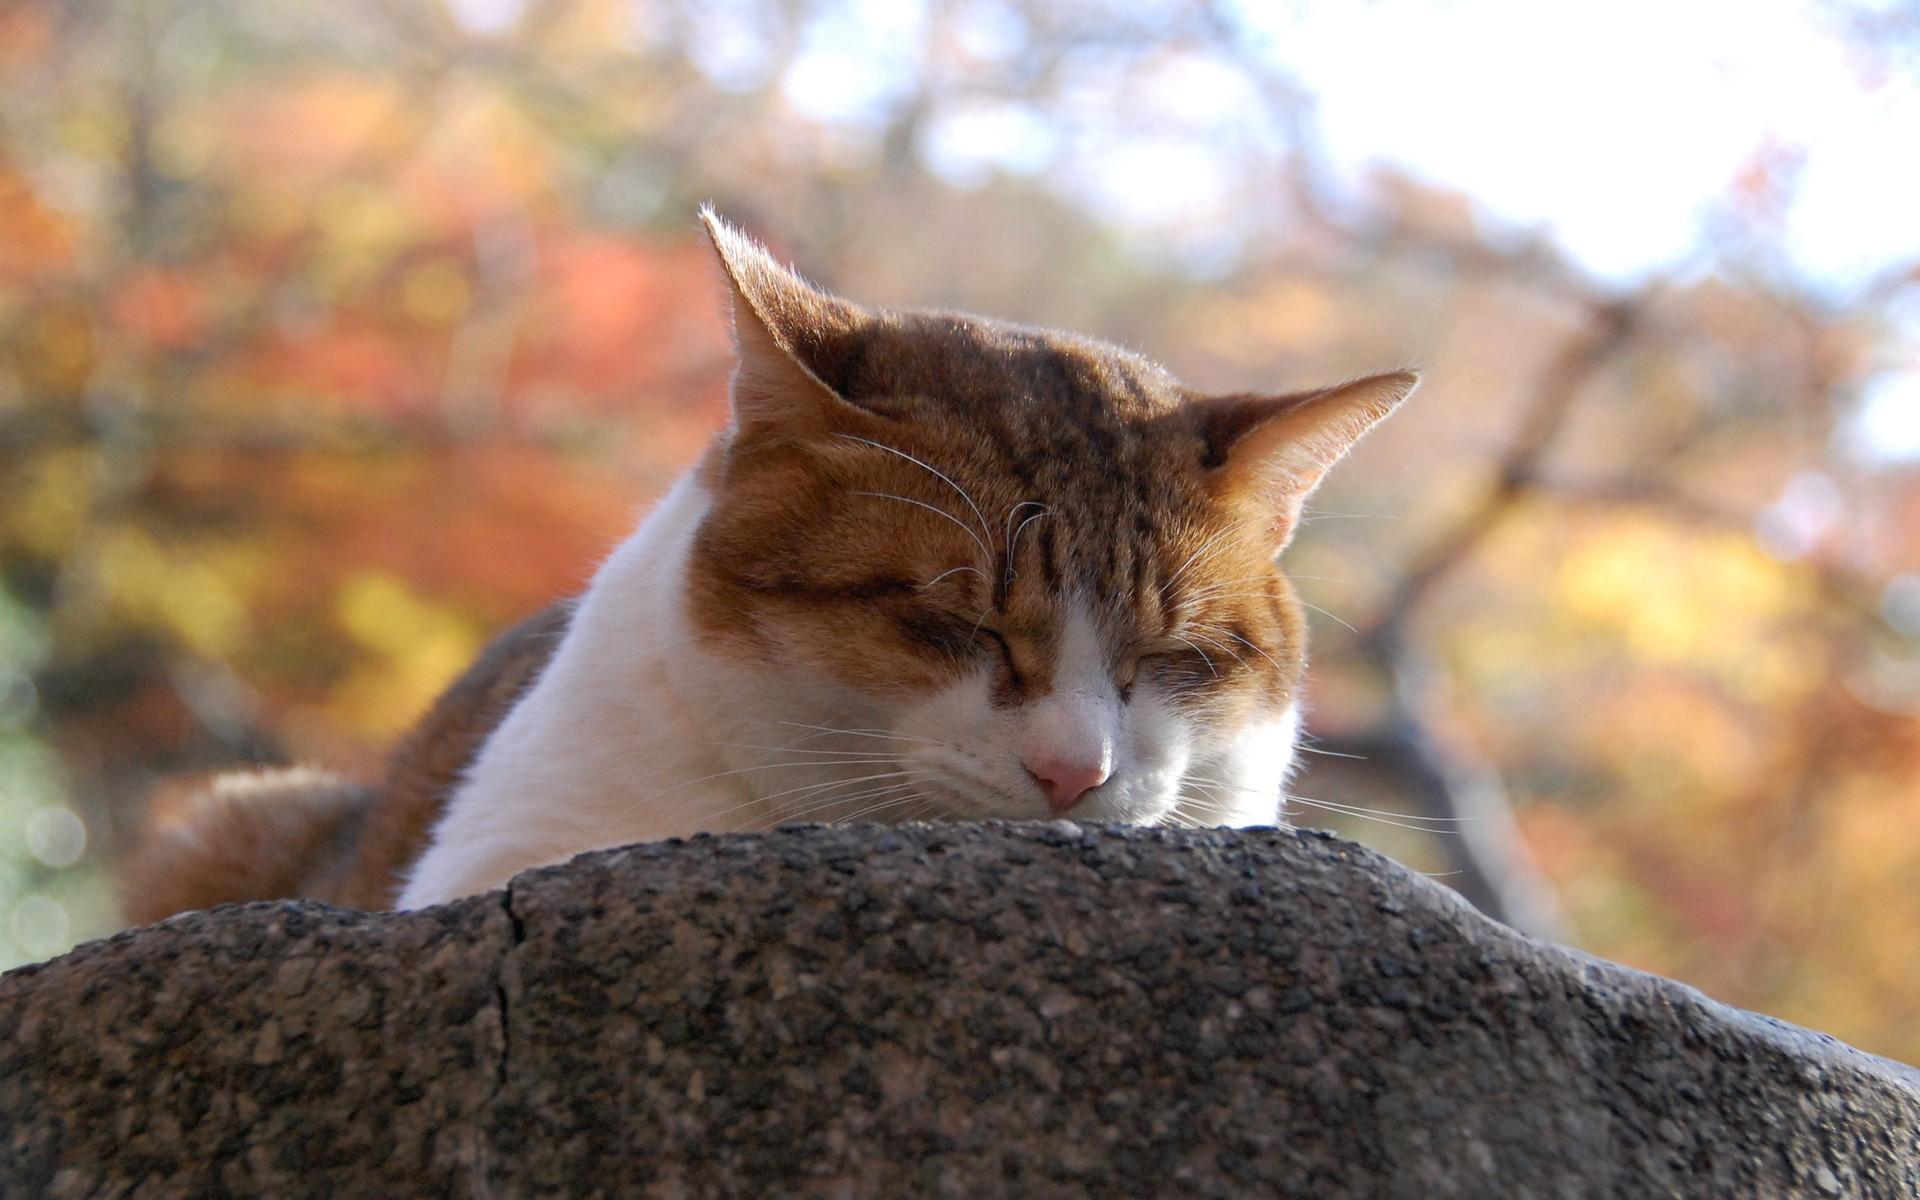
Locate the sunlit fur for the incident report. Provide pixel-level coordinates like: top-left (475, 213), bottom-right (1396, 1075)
top-left (393, 212), bottom-right (1415, 908)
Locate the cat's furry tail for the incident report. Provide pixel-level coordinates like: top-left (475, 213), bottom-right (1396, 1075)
top-left (117, 767), bottom-right (378, 926)
top-left (117, 601), bottom-right (574, 925)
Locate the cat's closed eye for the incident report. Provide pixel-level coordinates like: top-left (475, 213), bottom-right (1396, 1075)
top-left (895, 607), bottom-right (984, 659)
top-left (976, 625), bottom-right (1022, 685)
top-left (1136, 641), bottom-right (1229, 690)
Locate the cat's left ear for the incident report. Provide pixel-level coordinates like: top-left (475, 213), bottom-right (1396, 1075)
top-left (699, 206), bottom-right (872, 438)
top-left (1191, 370), bottom-right (1419, 546)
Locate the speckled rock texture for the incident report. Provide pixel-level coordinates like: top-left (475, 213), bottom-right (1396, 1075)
top-left (3, 823), bottom-right (1917, 1198)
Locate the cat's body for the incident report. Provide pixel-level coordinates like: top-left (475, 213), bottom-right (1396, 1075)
top-left (120, 210), bottom-right (1414, 921)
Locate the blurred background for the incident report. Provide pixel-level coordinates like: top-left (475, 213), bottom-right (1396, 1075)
top-left (2, 0), bottom-right (1917, 1061)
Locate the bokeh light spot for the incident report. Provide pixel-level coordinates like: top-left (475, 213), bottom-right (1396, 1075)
top-left (26, 806), bottom-right (88, 869)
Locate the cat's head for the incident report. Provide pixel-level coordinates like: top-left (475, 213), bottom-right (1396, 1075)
top-left (686, 209), bottom-right (1416, 826)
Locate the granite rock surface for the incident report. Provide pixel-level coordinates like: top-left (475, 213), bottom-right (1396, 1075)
top-left (4, 822), bottom-right (1917, 1198)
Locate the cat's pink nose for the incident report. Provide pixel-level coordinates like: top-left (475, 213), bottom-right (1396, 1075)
top-left (1025, 755), bottom-right (1110, 814)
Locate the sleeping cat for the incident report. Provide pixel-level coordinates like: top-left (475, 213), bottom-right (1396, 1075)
top-left (119, 209), bottom-right (1415, 920)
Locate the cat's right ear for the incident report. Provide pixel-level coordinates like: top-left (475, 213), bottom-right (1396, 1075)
top-left (700, 206), bottom-right (870, 439)
top-left (1190, 370), bottom-right (1419, 549)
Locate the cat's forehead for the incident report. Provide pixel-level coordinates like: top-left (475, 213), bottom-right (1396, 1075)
top-left (838, 310), bottom-right (1184, 421)
top-left (814, 315), bottom-right (1253, 620)
top-left (821, 311), bottom-right (1225, 590)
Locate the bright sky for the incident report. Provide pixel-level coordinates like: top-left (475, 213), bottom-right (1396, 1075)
top-left (1230, 0), bottom-right (1920, 461)
top-left (1241, 0), bottom-right (1920, 288)
top-left (454, 0), bottom-right (1920, 459)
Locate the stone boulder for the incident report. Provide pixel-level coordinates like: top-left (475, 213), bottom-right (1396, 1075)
top-left (3, 822), bottom-right (1916, 1197)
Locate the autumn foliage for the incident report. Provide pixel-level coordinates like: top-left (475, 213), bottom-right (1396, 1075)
top-left (0, 0), bottom-right (1915, 1066)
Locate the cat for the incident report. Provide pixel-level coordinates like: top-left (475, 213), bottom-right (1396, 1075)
top-left (118, 208), bottom-right (1415, 921)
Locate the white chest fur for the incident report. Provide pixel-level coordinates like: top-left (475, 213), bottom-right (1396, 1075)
top-left (399, 473), bottom-right (732, 908)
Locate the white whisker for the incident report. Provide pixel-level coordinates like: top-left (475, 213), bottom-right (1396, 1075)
top-left (1299, 508), bottom-right (1392, 521)
top-left (1297, 601), bottom-right (1358, 634)
top-left (1296, 745), bottom-right (1367, 760)
top-left (1178, 573), bottom-right (1282, 605)
top-left (769, 778), bottom-right (934, 826)
top-left (851, 491), bottom-right (992, 563)
top-left (1203, 627), bottom-right (1279, 671)
top-left (1160, 520), bottom-right (1260, 598)
top-left (750, 768), bottom-right (921, 808)
top-left (1003, 500), bottom-right (1047, 552)
top-left (1175, 592), bottom-right (1284, 603)
top-left (1182, 629), bottom-right (1248, 671)
top-left (921, 565), bottom-right (988, 590)
top-left (1185, 775), bottom-right (1476, 832)
top-left (835, 790), bottom-right (938, 824)
top-left (746, 781), bottom-right (924, 832)
top-left (703, 741), bottom-right (919, 759)
top-left (1286, 802), bottom-right (1465, 835)
top-left (703, 768), bottom-right (928, 826)
top-left (837, 434), bottom-right (994, 543)
top-left (772, 721), bottom-right (949, 748)
top-left (619, 757), bottom-right (908, 819)
top-left (1173, 785), bottom-right (1245, 819)
top-left (1174, 636), bottom-right (1218, 678)
top-left (1005, 505), bottom-right (1051, 585)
